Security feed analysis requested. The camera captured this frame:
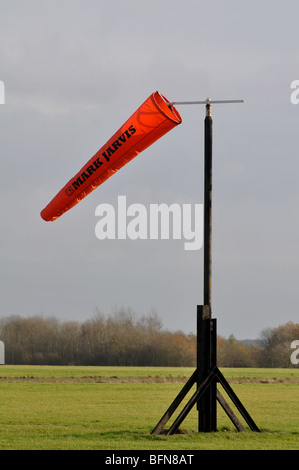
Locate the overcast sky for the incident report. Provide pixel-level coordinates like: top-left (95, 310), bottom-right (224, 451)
top-left (0, 0), bottom-right (298, 340)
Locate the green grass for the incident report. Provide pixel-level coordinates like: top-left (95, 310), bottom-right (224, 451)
top-left (0, 365), bottom-right (196, 378)
top-left (0, 366), bottom-right (298, 450)
top-left (1, 365), bottom-right (299, 379)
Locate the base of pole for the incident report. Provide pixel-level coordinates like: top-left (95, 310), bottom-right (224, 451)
top-left (151, 306), bottom-right (260, 435)
top-left (197, 306), bottom-right (217, 432)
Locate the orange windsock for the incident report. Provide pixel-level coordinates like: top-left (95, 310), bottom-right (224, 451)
top-left (41, 91), bottom-right (182, 221)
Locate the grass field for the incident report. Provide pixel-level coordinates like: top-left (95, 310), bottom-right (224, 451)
top-left (0, 366), bottom-right (298, 450)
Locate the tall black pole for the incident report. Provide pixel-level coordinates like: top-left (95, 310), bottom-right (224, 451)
top-left (197, 99), bottom-right (216, 432)
top-left (204, 99), bottom-right (212, 313)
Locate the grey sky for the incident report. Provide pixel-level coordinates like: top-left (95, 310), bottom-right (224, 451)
top-left (0, 0), bottom-right (298, 339)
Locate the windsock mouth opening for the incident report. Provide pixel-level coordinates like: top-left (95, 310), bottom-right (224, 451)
top-left (152, 91), bottom-right (182, 124)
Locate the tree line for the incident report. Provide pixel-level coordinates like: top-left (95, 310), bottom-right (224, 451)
top-left (0, 308), bottom-right (298, 367)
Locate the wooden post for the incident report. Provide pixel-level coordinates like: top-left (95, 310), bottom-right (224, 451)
top-left (196, 99), bottom-right (216, 432)
top-left (204, 100), bottom-right (213, 310)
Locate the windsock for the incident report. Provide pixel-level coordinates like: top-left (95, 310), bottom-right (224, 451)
top-left (41, 91), bottom-right (182, 221)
